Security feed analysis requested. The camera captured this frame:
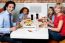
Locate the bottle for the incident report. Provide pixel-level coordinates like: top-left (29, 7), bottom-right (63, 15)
top-left (31, 14), bottom-right (33, 20)
top-left (36, 13), bottom-right (39, 19)
top-left (36, 13), bottom-right (39, 30)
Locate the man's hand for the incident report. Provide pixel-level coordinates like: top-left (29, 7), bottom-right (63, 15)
top-left (10, 26), bottom-right (17, 31)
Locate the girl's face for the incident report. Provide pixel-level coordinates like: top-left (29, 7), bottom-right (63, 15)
top-left (23, 9), bottom-right (28, 15)
top-left (48, 8), bottom-right (53, 15)
top-left (54, 5), bottom-right (61, 14)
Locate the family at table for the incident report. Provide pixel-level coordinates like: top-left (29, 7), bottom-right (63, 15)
top-left (0, 1), bottom-right (65, 43)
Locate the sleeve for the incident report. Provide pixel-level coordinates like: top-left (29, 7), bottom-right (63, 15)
top-left (0, 15), bottom-right (10, 34)
top-left (16, 14), bottom-right (23, 22)
top-left (0, 15), bottom-right (4, 28)
top-left (52, 15), bottom-right (55, 22)
top-left (0, 28), bottom-right (10, 34)
top-left (59, 15), bottom-right (64, 20)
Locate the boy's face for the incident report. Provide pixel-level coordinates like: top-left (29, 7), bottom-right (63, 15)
top-left (6, 4), bottom-right (14, 13)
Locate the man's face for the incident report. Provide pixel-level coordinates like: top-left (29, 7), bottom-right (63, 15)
top-left (6, 4), bottom-right (14, 13)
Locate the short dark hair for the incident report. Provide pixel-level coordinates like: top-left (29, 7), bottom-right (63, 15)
top-left (3, 1), bottom-right (16, 10)
top-left (20, 7), bottom-right (29, 14)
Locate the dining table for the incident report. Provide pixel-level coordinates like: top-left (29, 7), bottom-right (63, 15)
top-left (10, 19), bottom-right (49, 39)
top-left (10, 27), bottom-right (49, 39)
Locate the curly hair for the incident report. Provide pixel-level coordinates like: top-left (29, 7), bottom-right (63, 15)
top-left (19, 7), bottom-right (29, 14)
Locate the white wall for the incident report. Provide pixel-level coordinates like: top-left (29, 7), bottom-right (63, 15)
top-left (48, 3), bottom-right (65, 8)
top-left (22, 3), bottom-right (47, 18)
top-left (0, 3), bottom-right (5, 8)
top-left (0, 3), bottom-right (47, 19)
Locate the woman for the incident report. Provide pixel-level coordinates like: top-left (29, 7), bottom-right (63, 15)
top-left (48, 3), bottom-right (65, 43)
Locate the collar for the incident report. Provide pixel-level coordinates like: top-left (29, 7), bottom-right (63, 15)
top-left (4, 10), bottom-right (9, 15)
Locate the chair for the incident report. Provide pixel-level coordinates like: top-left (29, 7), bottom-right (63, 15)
top-left (0, 8), bottom-right (4, 13)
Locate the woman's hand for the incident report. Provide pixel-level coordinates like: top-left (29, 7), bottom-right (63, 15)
top-left (47, 20), bottom-right (54, 27)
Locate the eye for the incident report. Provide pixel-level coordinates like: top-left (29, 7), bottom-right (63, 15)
top-left (12, 7), bottom-right (14, 8)
top-left (9, 6), bottom-right (14, 8)
top-left (9, 6), bottom-right (11, 8)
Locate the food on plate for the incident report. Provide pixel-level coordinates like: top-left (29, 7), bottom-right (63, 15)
top-left (24, 19), bottom-right (32, 26)
top-left (39, 24), bottom-right (44, 28)
top-left (38, 19), bottom-right (43, 23)
top-left (38, 18), bottom-right (47, 28)
top-left (16, 22), bottom-right (23, 28)
top-left (28, 30), bottom-right (32, 32)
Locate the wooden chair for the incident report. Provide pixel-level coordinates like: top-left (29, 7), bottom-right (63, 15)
top-left (60, 39), bottom-right (65, 43)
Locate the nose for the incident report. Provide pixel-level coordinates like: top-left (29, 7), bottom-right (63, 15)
top-left (10, 7), bottom-right (14, 11)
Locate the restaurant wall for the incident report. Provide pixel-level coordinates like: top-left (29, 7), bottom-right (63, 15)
top-left (0, 3), bottom-right (65, 21)
top-left (0, 3), bottom-right (47, 20)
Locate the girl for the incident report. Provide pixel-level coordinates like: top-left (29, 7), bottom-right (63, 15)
top-left (48, 7), bottom-right (55, 22)
top-left (17, 7), bottom-right (29, 22)
top-left (48, 7), bottom-right (55, 27)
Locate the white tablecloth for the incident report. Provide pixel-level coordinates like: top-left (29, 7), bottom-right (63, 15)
top-left (10, 28), bottom-right (49, 39)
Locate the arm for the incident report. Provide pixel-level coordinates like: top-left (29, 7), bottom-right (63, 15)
top-left (16, 14), bottom-right (24, 27)
top-left (47, 18), bottom-right (54, 27)
top-left (48, 21), bottom-right (54, 27)
top-left (0, 16), bottom-right (10, 33)
top-left (16, 14), bottom-right (23, 22)
top-left (0, 28), bottom-right (10, 33)
top-left (50, 20), bottom-right (63, 32)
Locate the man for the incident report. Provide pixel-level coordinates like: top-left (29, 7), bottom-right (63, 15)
top-left (0, 1), bottom-right (17, 43)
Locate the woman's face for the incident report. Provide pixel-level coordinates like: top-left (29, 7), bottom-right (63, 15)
top-left (54, 5), bottom-right (61, 14)
top-left (23, 9), bottom-right (28, 15)
top-left (48, 8), bottom-right (53, 15)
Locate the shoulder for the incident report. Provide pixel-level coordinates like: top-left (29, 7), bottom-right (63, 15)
top-left (0, 11), bottom-right (5, 15)
top-left (19, 13), bottom-right (24, 15)
top-left (0, 11), bottom-right (5, 17)
top-left (19, 13), bottom-right (24, 16)
top-left (56, 13), bottom-right (64, 18)
top-left (0, 10), bottom-right (9, 19)
top-left (58, 14), bottom-right (65, 20)
top-left (0, 13), bottom-right (4, 20)
top-left (52, 15), bottom-right (55, 17)
top-left (59, 13), bottom-right (64, 17)
top-left (0, 10), bottom-right (7, 15)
